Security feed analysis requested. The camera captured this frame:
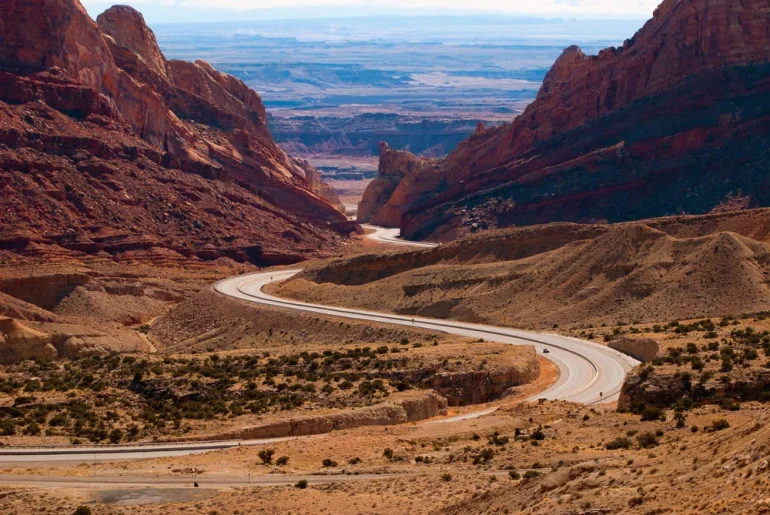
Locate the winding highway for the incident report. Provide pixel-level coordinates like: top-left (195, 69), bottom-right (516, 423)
top-left (0, 226), bottom-right (637, 464)
top-left (216, 269), bottom-right (638, 406)
top-left (361, 224), bottom-right (440, 248)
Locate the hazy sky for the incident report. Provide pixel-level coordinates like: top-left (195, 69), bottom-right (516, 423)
top-left (82, 0), bottom-right (661, 23)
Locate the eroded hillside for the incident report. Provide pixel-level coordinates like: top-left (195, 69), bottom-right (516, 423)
top-left (275, 209), bottom-right (770, 328)
top-left (0, 1), bottom-right (353, 266)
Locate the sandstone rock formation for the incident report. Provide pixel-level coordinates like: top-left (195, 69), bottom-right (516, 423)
top-left (0, 0), bottom-right (354, 265)
top-left (427, 359), bottom-right (540, 406)
top-left (618, 367), bottom-right (770, 410)
top-left (608, 337), bottom-right (660, 363)
top-left (0, 317), bottom-right (58, 364)
top-left (214, 391), bottom-right (448, 440)
top-left (361, 0), bottom-right (770, 240)
top-left (357, 142), bottom-right (442, 226)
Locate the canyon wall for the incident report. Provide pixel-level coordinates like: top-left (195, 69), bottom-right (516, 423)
top-left (213, 391), bottom-right (449, 440)
top-left (0, 1), bottom-right (353, 265)
top-left (359, 0), bottom-right (770, 241)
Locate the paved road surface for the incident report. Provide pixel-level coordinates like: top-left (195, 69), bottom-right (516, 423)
top-left (361, 224), bottom-right (440, 248)
top-left (0, 225), bottom-right (637, 466)
top-left (0, 438), bottom-right (296, 463)
top-left (0, 473), bottom-right (397, 489)
top-left (216, 270), bottom-right (638, 408)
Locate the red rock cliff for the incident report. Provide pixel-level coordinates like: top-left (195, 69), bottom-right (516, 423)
top-left (361, 0), bottom-right (770, 240)
top-left (0, 0), bottom-right (352, 265)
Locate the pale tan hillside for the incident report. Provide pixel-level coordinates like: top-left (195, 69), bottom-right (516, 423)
top-left (273, 223), bottom-right (770, 329)
top-left (441, 406), bottom-right (770, 515)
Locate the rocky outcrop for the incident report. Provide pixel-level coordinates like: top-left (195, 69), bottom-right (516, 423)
top-left (357, 142), bottom-right (442, 226)
top-left (0, 273), bottom-right (90, 310)
top-left (95, 5), bottom-right (170, 81)
top-left (297, 158), bottom-right (345, 212)
top-left (608, 337), bottom-right (660, 363)
top-left (213, 391), bottom-right (448, 440)
top-left (0, 317), bottom-right (58, 364)
top-left (427, 358), bottom-right (540, 406)
top-left (362, 0), bottom-right (770, 241)
top-left (0, 0), bottom-right (354, 265)
top-left (619, 368), bottom-right (770, 410)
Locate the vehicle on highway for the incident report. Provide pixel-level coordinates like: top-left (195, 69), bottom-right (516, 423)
top-left (543, 348), bottom-right (551, 354)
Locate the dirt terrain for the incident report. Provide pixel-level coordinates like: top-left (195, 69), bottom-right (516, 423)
top-left (273, 209), bottom-right (770, 329)
top-left (1, 204), bottom-right (769, 514)
top-left (0, 398), bottom-right (765, 514)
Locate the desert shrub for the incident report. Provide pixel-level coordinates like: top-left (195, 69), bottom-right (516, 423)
top-left (348, 457), bottom-right (362, 465)
top-left (708, 419), bottom-right (730, 432)
top-left (636, 432), bottom-right (659, 448)
top-left (73, 507), bottom-right (92, 515)
top-left (295, 479), bottom-right (308, 489)
top-left (489, 431), bottom-right (509, 446)
top-left (720, 398), bottom-right (741, 411)
top-left (108, 428), bottom-right (123, 444)
top-left (605, 437), bottom-right (632, 450)
top-left (640, 407), bottom-right (665, 422)
top-left (258, 449), bottom-right (275, 465)
top-left (322, 458), bottom-right (338, 467)
top-left (441, 473), bottom-right (452, 482)
top-left (276, 456), bottom-right (289, 466)
top-left (523, 470), bottom-right (540, 479)
top-left (529, 426), bottom-right (546, 441)
top-left (24, 422), bottom-right (41, 436)
top-left (472, 448), bottom-right (495, 464)
top-left (0, 419), bottom-right (16, 436)
top-left (508, 470), bottom-right (521, 480)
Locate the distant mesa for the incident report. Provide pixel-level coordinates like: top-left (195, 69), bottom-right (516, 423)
top-left (0, 0), bottom-right (353, 266)
top-left (359, 0), bottom-right (770, 241)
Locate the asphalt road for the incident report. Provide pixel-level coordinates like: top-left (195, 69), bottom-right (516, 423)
top-left (0, 225), bottom-right (637, 465)
top-left (0, 438), bottom-right (296, 463)
top-left (0, 473), bottom-right (398, 489)
top-left (216, 270), bottom-right (638, 407)
top-left (360, 224), bottom-right (440, 248)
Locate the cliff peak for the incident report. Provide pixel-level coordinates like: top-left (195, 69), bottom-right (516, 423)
top-left (97, 4), bottom-right (169, 80)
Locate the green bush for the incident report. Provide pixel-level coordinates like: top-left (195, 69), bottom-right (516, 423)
top-left (295, 479), bottom-right (308, 489)
top-left (605, 437), bottom-right (632, 450)
top-left (636, 432), bottom-right (659, 449)
top-left (640, 407), bottom-right (665, 422)
top-left (708, 419), bottom-right (730, 432)
top-left (258, 449), bottom-right (275, 465)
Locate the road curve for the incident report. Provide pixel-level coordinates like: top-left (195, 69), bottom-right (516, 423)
top-left (216, 270), bottom-right (639, 406)
top-left (0, 230), bottom-right (636, 464)
top-left (361, 224), bottom-right (440, 248)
